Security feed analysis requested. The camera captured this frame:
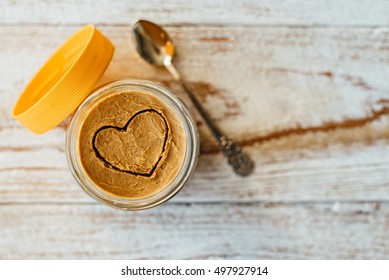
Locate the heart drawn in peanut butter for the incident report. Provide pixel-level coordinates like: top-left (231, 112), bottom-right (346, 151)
top-left (92, 109), bottom-right (169, 177)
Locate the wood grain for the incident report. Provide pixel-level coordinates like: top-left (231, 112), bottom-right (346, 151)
top-left (1, 1), bottom-right (389, 260)
top-left (0, 202), bottom-right (388, 259)
top-left (1, 0), bottom-right (389, 26)
top-left (1, 26), bottom-right (388, 203)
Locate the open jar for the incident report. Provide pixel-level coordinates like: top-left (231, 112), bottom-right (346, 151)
top-left (12, 25), bottom-right (199, 210)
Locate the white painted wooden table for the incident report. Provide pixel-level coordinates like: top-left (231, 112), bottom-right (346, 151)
top-left (1, 0), bottom-right (389, 259)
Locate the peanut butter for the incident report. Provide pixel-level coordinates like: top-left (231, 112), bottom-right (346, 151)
top-left (78, 91), bottom-right (186, 199)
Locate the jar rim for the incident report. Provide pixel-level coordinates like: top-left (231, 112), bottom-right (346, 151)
top-left (66, 79), bottom-right (199, 210)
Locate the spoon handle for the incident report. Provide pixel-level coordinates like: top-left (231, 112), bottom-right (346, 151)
top-left (165, 62), bottom-right (255, 176)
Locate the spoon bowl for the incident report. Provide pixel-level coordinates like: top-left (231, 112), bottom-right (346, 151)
top-left (133, 20), bottom-right (175, 67)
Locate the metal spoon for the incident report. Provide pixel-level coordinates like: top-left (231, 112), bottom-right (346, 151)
top-left (133, 19), bottom-right (254, 176)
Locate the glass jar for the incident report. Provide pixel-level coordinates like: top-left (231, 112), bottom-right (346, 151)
top-left (66, 79), bottom-right (199, 210)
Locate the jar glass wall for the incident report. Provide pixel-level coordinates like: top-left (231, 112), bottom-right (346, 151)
top-left (66, 80), bottom-right (199, 210)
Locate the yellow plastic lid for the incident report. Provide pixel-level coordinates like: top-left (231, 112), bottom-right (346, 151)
top-left (12, 25), bottom-right (114, 134)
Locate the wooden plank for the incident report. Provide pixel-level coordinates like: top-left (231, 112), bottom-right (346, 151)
top-left (2, 26), bottom-right (389, 130)
top-left (0, 202), bottom-right (388, 259)
top-left (1, 142), bottom-right (389, 203)
top-left (1, 0), bottom-right (389, 26)
top-left (1, 26), bottom-right (389, 202)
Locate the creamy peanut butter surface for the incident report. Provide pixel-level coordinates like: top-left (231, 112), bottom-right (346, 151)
top-left (79, 91), bottom-right (186, 199)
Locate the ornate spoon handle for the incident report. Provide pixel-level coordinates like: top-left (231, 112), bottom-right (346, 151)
top-left (165, 61), bottom-right (255, 176)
